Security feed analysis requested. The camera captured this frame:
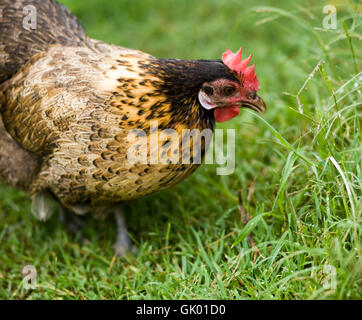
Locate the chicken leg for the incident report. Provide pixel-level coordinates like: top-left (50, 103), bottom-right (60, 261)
top-left (58, 206), bottom-right (88, 234)
top-left (113, 208), bottom-right (133, 257)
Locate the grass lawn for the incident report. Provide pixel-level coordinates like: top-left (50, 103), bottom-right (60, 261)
top-left (0, 0), bottom-right (361, 299)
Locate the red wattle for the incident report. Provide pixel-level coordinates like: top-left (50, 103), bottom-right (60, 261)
top-left (214, 107), bottom-right (240, 122)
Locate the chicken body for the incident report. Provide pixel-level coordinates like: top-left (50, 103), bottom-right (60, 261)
top-left (0, 0), bottom-right (233, 216)
top-left (1, 43), bottom-right (214, 216)
top-left (0, 1), bottom-right (265, 253)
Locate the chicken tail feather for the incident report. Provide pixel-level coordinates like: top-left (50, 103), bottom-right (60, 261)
top-left (0, 0), bottom-right (88, 83)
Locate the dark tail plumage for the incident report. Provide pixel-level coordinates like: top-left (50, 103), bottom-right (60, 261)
top-left (0, 0), bottom-right (87, 83)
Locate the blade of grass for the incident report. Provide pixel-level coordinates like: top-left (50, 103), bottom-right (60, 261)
top-left (245, 110), bottom-right (314, 166)
top-left (341, 21), bottom-right (358, 74)
top-left (232, 212), bottom-right (271, 246)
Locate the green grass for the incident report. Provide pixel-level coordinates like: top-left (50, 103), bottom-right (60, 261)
top-left (0, 0), bottom-right (361, 299)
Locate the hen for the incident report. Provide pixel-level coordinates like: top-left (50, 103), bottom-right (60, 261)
top-left (0, 0), bottom-right (266, 255)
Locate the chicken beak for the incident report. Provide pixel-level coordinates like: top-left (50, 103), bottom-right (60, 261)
top-left (240, 95), bottom-right (266, 113)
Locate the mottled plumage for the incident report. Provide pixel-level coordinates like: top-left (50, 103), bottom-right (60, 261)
top-left (0, 0), bottom-right (265, 253)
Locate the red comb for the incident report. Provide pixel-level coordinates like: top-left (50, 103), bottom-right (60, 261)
top-left (222, 48), bottom-right (259, 92)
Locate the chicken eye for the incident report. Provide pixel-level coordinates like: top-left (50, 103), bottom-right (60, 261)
top-left (223, 86), bottom-right (235, 96)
